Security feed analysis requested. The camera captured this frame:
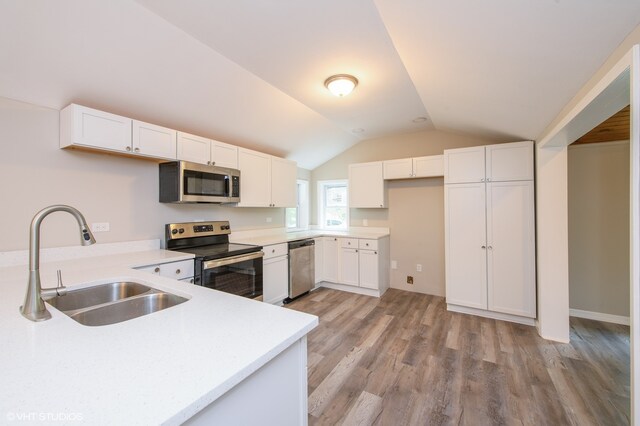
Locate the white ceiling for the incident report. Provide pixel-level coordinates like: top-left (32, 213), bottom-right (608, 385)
top-left (1, 1), bottom-right (639, 169)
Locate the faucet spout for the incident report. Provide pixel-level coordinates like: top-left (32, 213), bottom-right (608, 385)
top-left (20, 205), bottom-right (96, 321)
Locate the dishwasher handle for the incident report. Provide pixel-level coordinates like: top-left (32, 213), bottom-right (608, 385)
top-left (288, 239), bottom-right (315, 250)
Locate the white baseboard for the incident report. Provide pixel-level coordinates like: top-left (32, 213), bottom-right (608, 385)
top-left (447, 304), bottom-right (536, 326)
top-left (569, 308), bottom-right (630, 325)
top-left (318, 282), bottom-right (381, 298)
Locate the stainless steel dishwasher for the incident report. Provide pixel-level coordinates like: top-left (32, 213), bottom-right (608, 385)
top-left (284, 239), bottom-right (315, 303)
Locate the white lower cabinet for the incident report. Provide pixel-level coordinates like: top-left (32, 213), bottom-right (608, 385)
top-left (317, 236), bottom-right (389, 296)
top-left (262, 243), bottom-right (289, 305)
top-left (358, 249), bottom-right (379, 290)
top-left (136, 259), bottom-right (194, 281)
top-left (338, 247), bottom-right (359, 286)
top-left (322, 237), bottom-right (339, 283)
top-left (314, 238), bottom-right (323, 284)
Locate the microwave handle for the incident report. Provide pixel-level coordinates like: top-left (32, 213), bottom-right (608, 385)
top-left (226, 175), bottom-right (231, 197)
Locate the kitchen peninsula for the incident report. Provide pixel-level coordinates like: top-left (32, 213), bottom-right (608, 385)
top-left (0, 245), bottom-right (317, 425)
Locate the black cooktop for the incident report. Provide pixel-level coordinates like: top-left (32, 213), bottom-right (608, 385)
top-left (173, 243), bottom-right (262, 261)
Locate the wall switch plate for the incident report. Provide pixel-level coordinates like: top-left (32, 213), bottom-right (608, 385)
top-left (266, 217), bottom-right (272, 223)
top-left (91, 222), bottom-right (110, 232)
top-left (407, 276), bottom-right (414, 284)
top-left (416, 264), bottom-right (422, 272)
top-left (391, 260), bottom-right (397, 270)
top-left (363, 219), bottom-right (368, 227)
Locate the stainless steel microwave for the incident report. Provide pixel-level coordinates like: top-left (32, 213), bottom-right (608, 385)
top-left (159, 161), bottom-right (240, 203)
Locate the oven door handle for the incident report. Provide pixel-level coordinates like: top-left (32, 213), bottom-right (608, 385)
top-left (203, 251), bottom-right (264, 269)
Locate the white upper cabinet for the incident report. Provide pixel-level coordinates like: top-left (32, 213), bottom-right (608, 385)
top-left (444, 146), bottom-right (486, 184)
top-left (177, 133), bottom-right (239, 168)
top-left (413, 155), bottom-right (444, 178)
top-left (238, 148), bottom-right (296, 208)
top-left (271, 157), bottom-right (297, 207)
top-left (60, 104), bottom-right (132, 153)
top-left (383, 155), bottom-right (444, 180)
top-left (383, 158), bottom-right (413, 179)
top-left (238, 148), bottom-right (272, 207)
top-left (132, 120), bottom-right (177, 160)
top-left (445, 141), bottom-right (534, 184)
top-left (349, 161), bottom-right (387, 208)
top-left (486, 141), bottom-right (533, 182)
top-left (177, 131), bottom-right (211, 164)
top-left (211, 140), bottom-right (238, 169)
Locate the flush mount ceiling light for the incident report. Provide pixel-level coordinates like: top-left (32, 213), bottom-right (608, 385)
top-left (324, 74), bottom-right (358, 97)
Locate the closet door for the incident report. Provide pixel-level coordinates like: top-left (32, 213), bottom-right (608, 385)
top-left (486, 180), bottom-right (536, 317)
top-left (444, 183), bottom-right (487, 309)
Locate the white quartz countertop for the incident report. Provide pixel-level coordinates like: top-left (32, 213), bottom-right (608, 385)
top-left (231, 229), bottom-right (390, 246)
top-left (0, 249), bottom-right (318, 425)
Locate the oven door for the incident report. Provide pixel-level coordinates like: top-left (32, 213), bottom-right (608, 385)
top-left (200, 252), bottom-right (263, 300)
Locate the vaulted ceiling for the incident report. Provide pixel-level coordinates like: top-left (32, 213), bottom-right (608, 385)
top-left (1, 1), bottom-right (639, 169)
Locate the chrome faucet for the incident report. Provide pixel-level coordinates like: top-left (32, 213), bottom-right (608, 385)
top-left (20, 205), bottom-right (96, 321)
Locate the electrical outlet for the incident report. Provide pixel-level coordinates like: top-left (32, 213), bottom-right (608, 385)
top-left (416, 264), bottom-right (422, 272)
top-left (407, 276), bottom-right (414, 284)
top-left (266, 217), bottom-right (272, 223)
top-left (91, 222), bottom-right (110, 233)
top-left (363, 219), bottom-right (368, 227)
top-left (391, 260), bottom-right (397, 270)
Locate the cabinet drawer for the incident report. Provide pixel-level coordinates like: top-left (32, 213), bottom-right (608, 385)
top-left (341, 238), bottom-right (359, 248)
top-left (358, 239), bottom-right (378, 250)
top-left (263, 243), bottom-right (288, 259)
top-left (159, 260), bottom-right (194, 280)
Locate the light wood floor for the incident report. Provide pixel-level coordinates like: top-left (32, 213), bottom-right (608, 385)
top-left (286, 288), bottom-right (630, 425)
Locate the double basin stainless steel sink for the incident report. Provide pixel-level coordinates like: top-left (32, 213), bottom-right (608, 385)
top-left (47, 281), bottom-right (188, 326)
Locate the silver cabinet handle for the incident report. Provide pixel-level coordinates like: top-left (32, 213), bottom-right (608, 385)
top-left (487, 178), bottom-right (492, 182)
top-left (488, 246), bottom-right (493, 250)
top-left (154, 267), bottom-right (160, 273)
top-left (134, 147), bottom-right (140, 152)
top-left (481, 178), bottom-right (485, 182)
top-left (347, 242), bottom-right (351, 245)
top-left (374, 251), bottom-right (377, 255)
top-left (207, 161), bottom-right (211, 165)
top-left (366, 243), bottom-right (369, 246)
top-left (176, 269), bottom-right (181, 274)
top-left (271, 249), bottom-right (275, 253)
top-left (481, 246), bottom-right (486, 249)
top-left (125, 146), bottom-right (131, 152)
top-left (211, 161), bottom-right (216, 166)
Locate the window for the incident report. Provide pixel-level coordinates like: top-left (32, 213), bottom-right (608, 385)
top-left (286, 180), bottom-right (309, 231)
top-left (318, 180), bottom-right (348, 230)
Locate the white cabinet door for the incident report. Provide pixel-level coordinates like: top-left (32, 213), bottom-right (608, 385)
top-left (339, 247), bottom-right (359, 286)
top-left (322, 237), bottom-right (339, 283)
top-left (486, 181), bottom-right (536, 317)
top-left (263, 256), bottom-right (289, 305)
top-left (413, 155), bottom-right (444, 178)
top-left (314, 238), bottom-right (324, 284)
top-left (444, 146), bottom-right (485, 184)
top-left (359, 249), bottom-right (379, 289)
top-left (383, 158), bottom-right (413, 179)
top-left (444, 183), bottom-right (487, 309)
top-left (211, 140), bottom-right (238, 169)
top-left (271, 157), bottom-right (297, 207)
top-left (177, 131), bottom-right (211, 165)
top-left (486, 141), bottom-right (534, 182)
top-left (61, 104), bottom-right (132, 152)
top-left (132, 120), bottom-right (177, 160)
top-left (238, 148), bottom-right (272, 207)
top-left (349, 161), bottom-right (386, 208)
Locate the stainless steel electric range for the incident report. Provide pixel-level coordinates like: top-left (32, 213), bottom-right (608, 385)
top-left (165, 221), bottom-right (264, 300)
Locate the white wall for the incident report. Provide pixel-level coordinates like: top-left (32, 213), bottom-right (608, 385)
top-left (0, 97), bottom-right (286, 251)
top-left (568, 141), bottom-right (630, 317)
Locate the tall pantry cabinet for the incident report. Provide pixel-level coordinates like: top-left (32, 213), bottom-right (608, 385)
top-left (444, 141), bottom-right (536, 324)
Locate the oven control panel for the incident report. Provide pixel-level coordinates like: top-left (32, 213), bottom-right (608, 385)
top-left (166, 221), bottom-right (231, 240)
